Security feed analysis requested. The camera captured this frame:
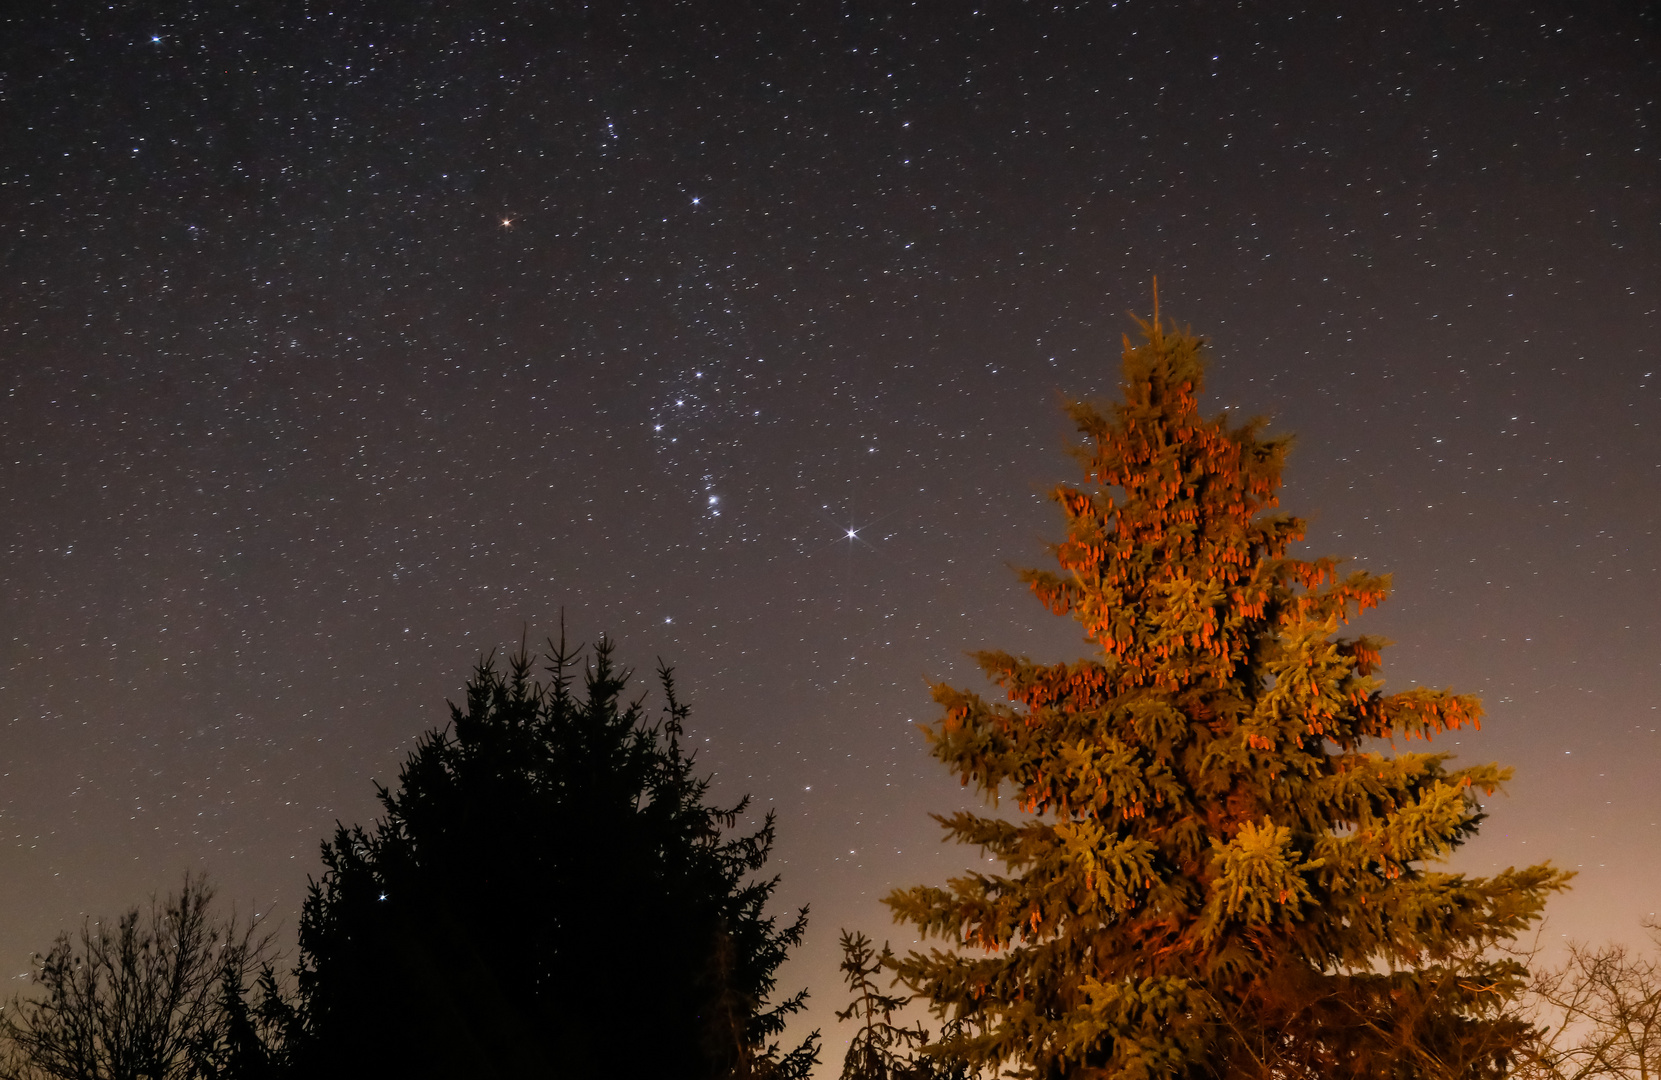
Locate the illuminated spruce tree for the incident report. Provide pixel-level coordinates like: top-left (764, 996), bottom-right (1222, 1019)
top-left (885, 306), bottom-right (1569, 1080)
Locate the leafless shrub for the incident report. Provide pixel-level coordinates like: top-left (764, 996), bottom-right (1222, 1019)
top-left (0, 873), bottom-right (290, 1080)
top-left (1514, 919), bottom-right (1661, 1080)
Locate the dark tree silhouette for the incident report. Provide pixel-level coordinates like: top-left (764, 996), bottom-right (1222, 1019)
top-left (886, 306), bottom-right (1569, 1079)
top-left (289, 634), bottom-right (818, 1079)
top-left (1515, 920), bottom-right (1661, 1080)
top-left (0, 874), bottom-right (288, 1080)
top-left (835, 931), bottom-right (970, 1080)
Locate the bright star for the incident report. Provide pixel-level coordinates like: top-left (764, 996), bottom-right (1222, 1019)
top-left (500, 217), bottom-right (513, 227)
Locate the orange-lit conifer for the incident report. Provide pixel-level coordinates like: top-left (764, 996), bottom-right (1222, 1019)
top-left (885, 307), bottom-right (1569, 1079)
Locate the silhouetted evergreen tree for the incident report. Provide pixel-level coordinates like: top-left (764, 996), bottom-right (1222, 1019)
top-left (836, 931), bottom-right (970, 1080)
top-left (885, 306), bottom-right (1569, 1079)
top-left (289, 634), bottom-right (818, 1079)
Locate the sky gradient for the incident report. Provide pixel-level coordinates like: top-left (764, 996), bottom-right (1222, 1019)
top-left (2, 1), bottom-right (1658, 1065)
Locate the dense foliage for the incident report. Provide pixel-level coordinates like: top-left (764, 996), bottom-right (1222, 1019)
top-left (291, 636), bottom-right (818, 1079)
top-left (885, 311), bottom-right (1569, 1079)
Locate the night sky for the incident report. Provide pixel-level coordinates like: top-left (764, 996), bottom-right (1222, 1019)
top-left (2, 0), bottom-right (1658, 1063)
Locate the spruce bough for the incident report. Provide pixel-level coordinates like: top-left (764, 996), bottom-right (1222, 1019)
top-left (885, 311), bottom-right (1568, 1079)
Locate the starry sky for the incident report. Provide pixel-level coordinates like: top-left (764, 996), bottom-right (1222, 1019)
top-left (2, 0), bottom-right (1658, 1063)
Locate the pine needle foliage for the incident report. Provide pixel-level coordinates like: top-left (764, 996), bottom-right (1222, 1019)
top-left (884, 311), bottom-right (1570, 1080)
top-left (291, 634), bottom-right (818, 1080)
top-left (836, 931), bottom-right (971, 1080)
